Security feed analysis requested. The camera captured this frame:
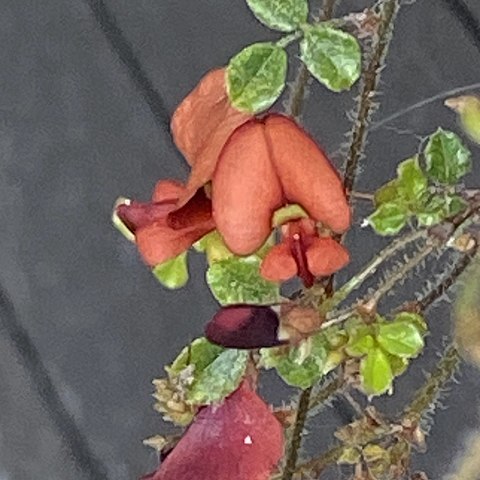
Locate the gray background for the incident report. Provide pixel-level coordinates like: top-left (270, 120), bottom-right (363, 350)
top-left (1, 0), bottom-right (480, 479)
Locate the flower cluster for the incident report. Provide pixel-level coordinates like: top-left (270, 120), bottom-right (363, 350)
top-left (115, 68), bottom-right (351, 480)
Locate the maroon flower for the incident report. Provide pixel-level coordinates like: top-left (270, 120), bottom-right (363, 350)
top-left (143, 381), bottom-right (284, 480)
top-left (205, 305), bottom-right (285, 349)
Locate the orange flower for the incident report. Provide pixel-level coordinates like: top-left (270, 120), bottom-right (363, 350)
top-left (211, 114), bottom-right (351, 255)
top-left (171, 68), bottom-right (251, 207)
top-left (260, 218), bottom-right (349, 287)
top-left (116, 180), bottom-right (214, 266)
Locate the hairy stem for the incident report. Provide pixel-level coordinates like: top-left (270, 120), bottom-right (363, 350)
top-left (343, 0), bottom-right (400, 198)
top-left (281, 386), bottom-right (313, 480)
top-left (321, 228), bottom-right (428, 315)
top-left (403, 344), bottom-right (460, 424)
top-left (416, 250), bottom-right (478, 311)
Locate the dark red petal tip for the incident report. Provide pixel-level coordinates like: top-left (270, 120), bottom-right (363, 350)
top-left (205, 305), bottom-right (284, 349)
top-left (116, 201), bottom-right (174, 233)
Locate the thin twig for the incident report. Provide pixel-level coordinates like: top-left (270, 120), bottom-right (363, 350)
top-left (402, 344), bottom-right (460, 425)
top-left (321, 228), bottom-right (428, 315)
top-left (343, 0), bottom-right (400, 199)
top-left (285, 0), bottom-right (338, 117)
top-left (282, 386), bottom-right (313, 480)
top-left (416, 249), bottom-right (478, 311)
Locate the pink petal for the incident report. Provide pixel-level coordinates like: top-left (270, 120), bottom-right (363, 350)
top-left (205, 305), bottom-right (284, 349)
top-left (212, 120), bottom-right (283, 255)
top-left (260, 243), bottom-right (297, 282)
top-left (305, 237), bottom-right (350, 276)
top-left (265, 114), bottom-right (351, 233)
top-left (171, 68), bottom-right (251, 205)
top-left (146, 382), bottom-right (284, 480)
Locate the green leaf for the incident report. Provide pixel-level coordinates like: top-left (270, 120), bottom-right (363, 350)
top-left (166, 338), bottom-right (248, 406)
top-left (393, 312), bottom-right (428, 334)
top-left (167, 337), bottom-right (224, 376)
top-left (300, 24), bottom-right (361, 92)
top-left (388, 354), bottom-right (409, 377)
top-left (187, 349), bottom-right (249, 405)
top-left (206, 255), bottom-right (280, 305)
top-left (346, 334), bottom-right (376, 357)
top-left (416, 193), bottom-right (467, 227)
top-left (227, 42), bottom-right (287, 113)
top-left (360, 347), bottom-right (393, 395)
top-left (261, 334), bottom-right (328, 388)
top-left (443, 194), bottom-right (468, 217)
top-left (396, 157), bottom-right (428, 207)
top-left (377, 321), bottom-right (424, 358)
top-left (374, 180), bottom-right (400, 208)
top-left (152, 253), bottom-right (189, 289)
top-left (246, 0), bottom-right (309, 32)
top-left (424, 128), bottom-right (472, 184)
top-left (368, 202), bottom-right (409, 236)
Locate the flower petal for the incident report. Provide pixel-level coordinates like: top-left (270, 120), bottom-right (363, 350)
top-left (260, 243), bottom-right (297, 282)
top-left (265, 114), bottom-right (351, 233)
top-left (305, 237), bottom-right (350, 276)
top-left (152, 180), bottom-right (186, 203)
top-left (167, 188), bottom-right (214, 230)
top-left (136, 222), bottom-right (214, 266)
top-left (205, 305), bottom-right (284, 349)
top-left (171, 68), bottom-right (251, 204)
top-left (116, 201), bottom-right (173, 233)
top-left (213, 120), bottom-right (283, 255)
top-left (146, 382), bottom-right (284, 480)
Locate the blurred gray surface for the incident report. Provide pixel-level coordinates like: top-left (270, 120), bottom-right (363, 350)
top-left (1, 0), bottom-right (480, 479)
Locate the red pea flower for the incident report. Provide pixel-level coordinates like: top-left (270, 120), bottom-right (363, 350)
top-left (116, 180), bottom-right (214, 266)
top-left (212, 114), bottom-right (351, 255)
top-left (205, 305), bottom-right (285, 349)
top-left (260, 218), bottom-right (350, 287)
top-left (142, 381), bottom-right (284, 480)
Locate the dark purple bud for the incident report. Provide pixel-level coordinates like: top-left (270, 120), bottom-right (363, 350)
top-left (205, 305), bottom-right (284, 349)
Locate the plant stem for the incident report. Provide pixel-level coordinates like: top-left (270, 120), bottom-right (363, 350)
top-left (415, 250), bottom-right (477, 312)
top-left (343, 0), bottom-right (400, 199)
top-left (285, 0), bottom-right (338, 118)
top-left (281, 386), bottom-right (313, 480)
top-left (309, 374), bottom-right (345, 410)
top-left (403, 344), bottom-right (460, 425)
top-left (321, 229), bottom-right (428, 315)
top-left (369, 243), bottom-right (434, 305)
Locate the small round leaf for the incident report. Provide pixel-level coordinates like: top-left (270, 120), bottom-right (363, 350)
top-left (377, 321), bottom-right (424, 358)
top-left (246, 0), bottom-right (309, 32)
top-left (227, 42), bottom-right (287, 113)
top-left (187, 349), bottom-right (249, 405)
top-left (206, 255), bottom-right (280, 305)
top-left (360, 348), bottom-right (393, 395)
top-left (424, 128), bottom-right (472, 184)
top-left (368, 202), bottom-right (409, 236)
top-left (300, 24), bottom-right (361, 92)
top-left (152, 253), bottom-right (189, 289)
